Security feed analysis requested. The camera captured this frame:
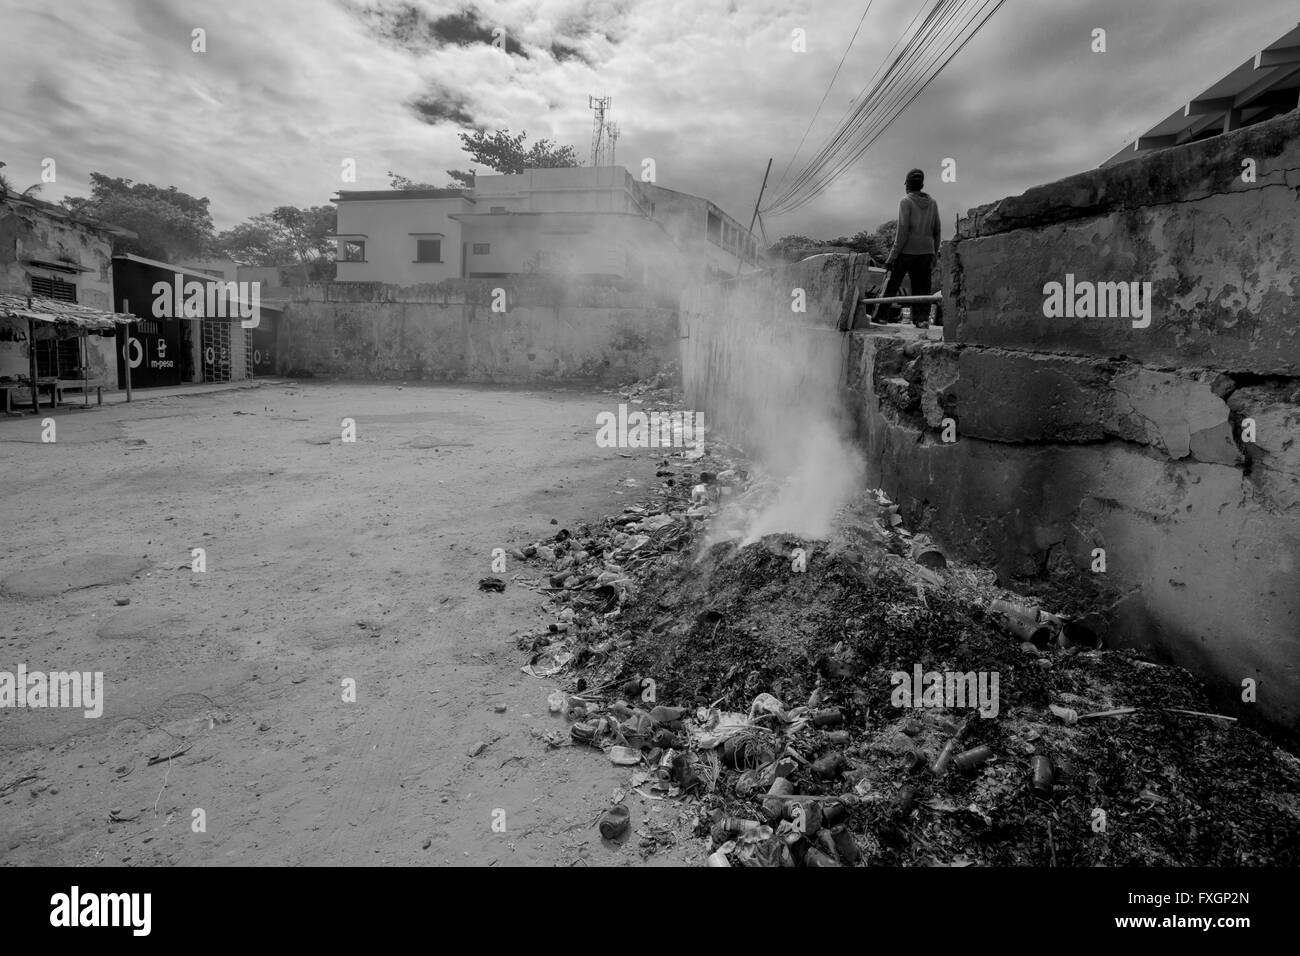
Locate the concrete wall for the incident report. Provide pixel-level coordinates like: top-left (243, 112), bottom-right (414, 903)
top-left (278, 277), bottom-right (677, 385)
top-left (473, 166), bottom-right (646, 214)
top-left (681, 110), bottom-right (1300, 730)
top-left (681, 253), bottom-right (871, 460)
top-left (0, 200), bottom-right (119, 389)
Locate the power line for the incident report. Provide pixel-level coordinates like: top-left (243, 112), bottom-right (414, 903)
top-left (777, 0), bottom-right (991, 214)
top-left (763, 0), bottom-right (1006, 217)
top-left (772, 0), bottom-right (877, 195)
top-left (769, 0), bottom-right (953, 211)
top-left (765, 0), bottom-right (968, 213)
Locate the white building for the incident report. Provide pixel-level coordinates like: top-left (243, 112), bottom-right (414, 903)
top-left (332, 166), bottom-right (760, 294)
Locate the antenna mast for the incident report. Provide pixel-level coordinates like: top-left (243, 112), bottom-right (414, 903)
top-left (607, 122), bottom-right (620, 166)
top-left (588, 95), bottom-right (612, 166)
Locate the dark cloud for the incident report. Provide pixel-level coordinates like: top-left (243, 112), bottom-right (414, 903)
top-left (408, 88), bottom-right (477, 127)
top-left (352, 2), bottom-right (525, 56)
top-left (26, 74), bottom-right (84, 118)
top-left (549, 40), bottom-right (589, 64)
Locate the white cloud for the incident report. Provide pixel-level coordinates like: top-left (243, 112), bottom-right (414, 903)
top-left (0, 0), bottom-right (1293, 238)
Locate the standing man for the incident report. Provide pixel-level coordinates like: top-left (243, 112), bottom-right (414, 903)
top-left (873, 168), bottom-right (941, 326)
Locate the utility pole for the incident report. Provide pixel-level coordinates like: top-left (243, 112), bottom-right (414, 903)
top-left (736, 157), bottom-right (772, 277)
top-left (122, 298), bottom-right (133, 403)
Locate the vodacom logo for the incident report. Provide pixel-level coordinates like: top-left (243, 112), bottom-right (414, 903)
top-left (122, 337), bottom-right (143, 369)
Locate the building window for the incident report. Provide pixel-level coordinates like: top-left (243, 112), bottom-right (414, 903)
top-left (416, 239), bottom-right (442, 262)
top-left (472, 243), bottom-right (490, 255)
top-left (490, 206), bottom-right (506, 214)
top-left (30, 274), bottom-right (77, 302)
top-left (341, 240), bottom-right (365, 262)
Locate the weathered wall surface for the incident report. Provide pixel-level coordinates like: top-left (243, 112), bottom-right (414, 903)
top-left (682, 111), bottom-right (1300, 730)
top-left (680, 254), bottom-right (873, 460)
top-left (0, 202), bottom-right (119, 388)
top-left (948, 113), bottom-right (1300, 373)
top-left (278, 277), bottom-right (677, 385)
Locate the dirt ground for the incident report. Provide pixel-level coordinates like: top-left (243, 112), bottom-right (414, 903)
top-left (0, 381), bottom-right (698, 866)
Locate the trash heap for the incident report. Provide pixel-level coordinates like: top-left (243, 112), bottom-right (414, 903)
top-left (616, 361), bottom-right (681, 404)
top-left (511, 419), bottom-right (1300, 867)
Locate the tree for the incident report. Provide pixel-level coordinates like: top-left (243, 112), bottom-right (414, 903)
top-left (0, 161), bottom-right (42, 201)
top-left (457, 129), bottom-right (579, 174)
top-left (61, 173), bottom-right (214, 260)
top-left (388, 168), bottom-right (475, 190)
top-left (213, 204), bottom-right (336, 274)
top-left (388, 171), bottom-right (440, 190)
top-left (850, 220), bottom-right (897, 263)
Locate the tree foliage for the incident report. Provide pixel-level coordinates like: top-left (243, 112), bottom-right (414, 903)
top-left (387, 171), bottom-right (440, 190)
top-left (767, 220), bottom-right (897, 264)
top-left (457, 129), bottom-right (579, 174)
top-left (61, 173), bottom-right (214, 260)
top-left (0, 161), bottom-right (42, 200)
top-left (387, 169), bottom-right (476, 190)
top-left (212, 205), bottom-right (336, 271)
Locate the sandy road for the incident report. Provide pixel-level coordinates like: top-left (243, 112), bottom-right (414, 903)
top-left (0, 382), bottom-right (696, 866)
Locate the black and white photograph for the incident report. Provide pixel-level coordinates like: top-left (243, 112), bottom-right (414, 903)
top-left (0, 0), bottom-right (1296, 929)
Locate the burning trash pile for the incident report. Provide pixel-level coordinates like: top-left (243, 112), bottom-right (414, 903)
top-left (508, 430), bottom-right (1300, 866)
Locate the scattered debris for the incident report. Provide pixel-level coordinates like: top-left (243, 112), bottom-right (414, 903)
top-left (478, 577), bottom-right (506, 593)
top-left (506, 385), bottom-right (1300, 866)
top-left (598, 803), bottom-right (631, 839)
top-left (146, 744), bottom-right (193, 766)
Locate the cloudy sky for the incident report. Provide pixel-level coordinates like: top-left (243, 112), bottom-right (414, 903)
top-left (0, 0), bottom-right (1294, 240)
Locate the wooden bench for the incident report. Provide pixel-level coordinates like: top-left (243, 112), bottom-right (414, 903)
top-left (58, 379), bottom-right (104, 406)
top-left (0, 378), bottom-right (71, 413)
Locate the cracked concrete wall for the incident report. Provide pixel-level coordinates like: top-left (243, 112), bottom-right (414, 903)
top-left (279, 277), bottom-right (677, 384)
top-left (682, 111), bottom-right (1300, 729)
top-left (902, 110), bottom-right (1300, 730)
top-left (947, 112), bottom-right (1300, 374)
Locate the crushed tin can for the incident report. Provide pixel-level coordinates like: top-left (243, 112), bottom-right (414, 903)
top-left (812, 753), bottom-right (846, 780)
top-left (830, 825), bottom-right (863, 864)
top-left (763, 777), bottom-right (796, 822)
top-left (821, 799), bottom-right (848, 828)
top-left (1030, 754), bottom-right (1054, 797)
top-left (803, 846), bottom-right (841, 867)
top-left (896, 784), bottom-right (918, 816)
top-left (954, 745), bottom-right (994, 774)
top-left (1003, 616), bottom-right (1054, 648)
top-left (718, 815), bottom-right (765, 836)
top-left (598, 804), bottom-right (630, 840)
top-left (1060, 620), bottom-right (1100, 649)
top-left (932, 736), bottom-right (959, 776)
top-left (812, 707), bottom-right (844, 728)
